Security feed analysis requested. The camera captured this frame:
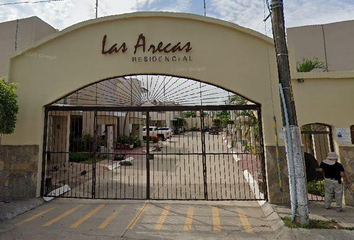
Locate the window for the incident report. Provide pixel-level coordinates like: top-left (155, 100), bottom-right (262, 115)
top-left (351, 125), bottom-right (354, 144)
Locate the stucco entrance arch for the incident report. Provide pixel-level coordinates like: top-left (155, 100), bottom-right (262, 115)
top-left (43, 74), bottom-right (266, 200)
top-left (4, 12), bottom-right (283, 199)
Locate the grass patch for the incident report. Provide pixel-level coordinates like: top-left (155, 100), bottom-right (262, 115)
top-left (69, 153), bottom-right (106, 164)
top-left (120, 161), bottom-right (133, 166)
top-left (77, 157), bottom-right (106, 164)
top-left (281, 217), bottom-right (354, 230)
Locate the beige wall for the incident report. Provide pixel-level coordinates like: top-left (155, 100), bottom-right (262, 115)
top-left (291, 72), bottom-right (354, 153)
top-left (5, 13), bottom-right (353, 148)
top-left (49, 113), bottom-right (70, 168)
top-left (3, 12), bottom-right (282, 147)
top-left (3, 12), bottom-right (354, 200)
top-left (150, 111), bottom-right (181, 128)
top-left (0, 16), bottom-right (57, 76)
top-left (185, 117), bottom-right (213, 130)
top-left (287, 20), bottom-right (354, 71)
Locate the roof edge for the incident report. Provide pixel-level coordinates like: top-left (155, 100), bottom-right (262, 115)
top-left (292, 71), bottom-right (354, 80)
top-left (8, 12), bottom-right (274, 60)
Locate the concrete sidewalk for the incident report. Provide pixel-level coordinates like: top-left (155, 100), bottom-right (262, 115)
top-left (0, 198), bottom-right (44, 221)
top-left (274, 201), bottom-right (354, 229)
top-left (261, 201), bottom-right (354, 240)
top-left (1, 199), bottom-right (275, 240)
top-left (2, 198), bottom-right (354, 240)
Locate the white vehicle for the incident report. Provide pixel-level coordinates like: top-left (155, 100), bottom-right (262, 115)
top-left (142, 126), bottom-right (170, 141)
top-left (157, 127), bottom-right (173, 138)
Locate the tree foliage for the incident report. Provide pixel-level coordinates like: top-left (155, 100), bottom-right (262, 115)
top-left (296, 58), bottom-right (326, 72)
top-left (183, 111), bottom-right (196, 118)
top-left (0, 78), bottom-right (19, 135)
top-left (229, 95), bottom-right (247, 105)
top-left (213, 110), bottom-right (231, 128)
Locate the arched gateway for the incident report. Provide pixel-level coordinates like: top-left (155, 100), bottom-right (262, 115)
top-left (44, 75), bottom-right (265, 200)
top-left (3, 12), bottom-right (282, 201)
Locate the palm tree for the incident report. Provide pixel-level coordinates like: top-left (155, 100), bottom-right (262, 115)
top-left (296, 58), bottom-right (326, 72)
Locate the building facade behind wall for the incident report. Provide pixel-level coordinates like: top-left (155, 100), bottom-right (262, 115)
top-left (287, 20), bottom-right (354, 71)
top-left (0, 16), bottom-right (57, 77)
top-left (0, 17), bottom-right (57, 198)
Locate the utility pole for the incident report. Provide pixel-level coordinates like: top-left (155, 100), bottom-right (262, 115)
top-left (203, 0), bottom-right (206, 16)
top-left (95, 0), bottom-right (98, 18)
top-left (269, 0), bottom-right (309, 225)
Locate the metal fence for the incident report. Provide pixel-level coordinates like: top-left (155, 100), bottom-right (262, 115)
top-left (301, 124), bottom-right (334, 201)
top-left (42, 105), bottom-right (267, 201)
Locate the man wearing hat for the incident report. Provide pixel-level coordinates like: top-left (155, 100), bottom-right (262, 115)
top-left (316, 152), bottom-right (351, 212)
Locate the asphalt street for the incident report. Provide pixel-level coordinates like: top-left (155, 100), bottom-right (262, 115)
top-left (0, 199), bottom-right (274, 240)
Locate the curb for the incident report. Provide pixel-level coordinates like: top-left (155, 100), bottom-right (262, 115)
top-left (259, 201), bottom-right (293, 239)
top-left (0, 198), bottom-right (45, 221)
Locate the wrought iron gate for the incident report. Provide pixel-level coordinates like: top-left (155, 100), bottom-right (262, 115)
top-left (41, 74), bottom-right (267, 200)
top-left (42, 105), bottom-right (267, 200)
top-left (301, 123), bottom-right (334, 201)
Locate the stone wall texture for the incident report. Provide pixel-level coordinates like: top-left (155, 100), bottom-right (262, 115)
top-left (0, 145), bottom-right (39, 199)
top-left (265, 146), bottom-right (290, 205)
top-left (339, 146), bottom-right (354, 206)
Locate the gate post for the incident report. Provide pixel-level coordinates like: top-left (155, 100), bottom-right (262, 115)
top-left (200, 113), bottom-right (208, 200)
top-left (92, 110), bottom-right (98, 199)
top-left (146, 111), bottom-right (150, 199)
top-left (40, 108), bottom-right (49, 197)
top-left (257, 107), bottom-right (268, 200)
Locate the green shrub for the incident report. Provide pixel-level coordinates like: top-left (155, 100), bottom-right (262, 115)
top-left (82, 134), bottom-right (93, 150)
top-left (133, 135), bottom-right (142, 147)
top-left (296, 58), bottom-right (326, 72)
top-left (0, 77), bottom-right (19, 136)
top-left (117, 135), bottom-right (129, 144)
top-left (69, 134), bottom-right (93, 152)
top-left (69, 153), bottom-right (90, 162)
top-left (120, 161), bottom-right (133, 166)
top-left (307, 180), bottom-right (325, 196)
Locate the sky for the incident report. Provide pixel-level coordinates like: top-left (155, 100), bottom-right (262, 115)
top-left (0, 0), bottom-right (354, 37)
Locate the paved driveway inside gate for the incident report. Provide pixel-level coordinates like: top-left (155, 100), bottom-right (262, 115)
top-left (57, 131), bottom-right (264, 200)
top-left (0, 199), bottom-right (275, 240)
top-left (88, 132), bottom-right (264, 200)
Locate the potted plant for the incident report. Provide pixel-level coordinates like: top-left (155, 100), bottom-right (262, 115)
top-left (116, 135), bottom-right (122, 149)
top-left (151, 135), bottom-right (159, 144)
top-left (133, 135), bottom-right (141, 148)
top-left (129, 136), bottom-right (134, 149)
top-left (122, 135), bottom-right (129, 149)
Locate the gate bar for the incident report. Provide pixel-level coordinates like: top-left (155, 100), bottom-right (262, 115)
top-left (200, 114), bottom-right (208, 199)
top-left (146, 111), bottom-right (150, 199)
top-left (45, 105), bottom-right (259, 112)
top-left (92, 110), bottom-right (98, 199)
top-left (40, 108), bottom-right (49, 196)
top-left (257, 107), bottom-right (268, 200)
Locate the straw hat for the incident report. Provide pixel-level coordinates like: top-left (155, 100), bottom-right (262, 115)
top-left (323, 152), bottom-right (339, 165)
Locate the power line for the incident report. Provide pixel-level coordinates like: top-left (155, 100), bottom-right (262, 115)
top-left (0, 0), bottom-right (64, 6)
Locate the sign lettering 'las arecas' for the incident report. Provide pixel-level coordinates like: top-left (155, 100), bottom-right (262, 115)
top-left (101, 33), bottom-right (193, 63)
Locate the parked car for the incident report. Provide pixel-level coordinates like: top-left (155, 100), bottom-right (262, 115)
top-left (209, 126), bottom-right (219, 135)
top-left (157, 127), bottom-right (173, 139)
top-left (142, 126), bottom-right (169, 141)
top-left (169, 127), bottom-right (174, 136)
